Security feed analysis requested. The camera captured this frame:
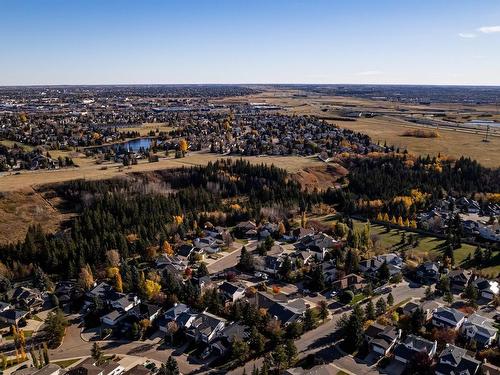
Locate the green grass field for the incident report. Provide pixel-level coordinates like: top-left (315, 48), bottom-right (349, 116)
top-left (319, 214), bottom-right (500, 277)
top-left (352, 220), bottom-right (500, 277)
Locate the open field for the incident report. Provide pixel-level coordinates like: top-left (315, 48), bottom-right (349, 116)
top-left (0, 151), bottom-right (325, 192)
top-left (119, 122), bottom-right (176, 136)
top-left (351, 219), bottom-right (500, 277)
top-left (0, 188), bottom-right (69, 244)
top-left (332, 116), bottom-right (500, 167)
top-left (215, 89), bottom-right (500, 167)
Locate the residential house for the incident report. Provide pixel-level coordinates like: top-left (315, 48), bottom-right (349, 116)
top-left (123, 365), bottom-right (151, 375)
top-left (332, 274), bottom-right (366, 292)
top-left (235, 221), bottom-right (258, 238)
top-left (479, 222), bottom-right (500, 242)
top-left (359, 253), bottom-right (403, 278)
top-left (435, 344), bottom-right (480, 375)
top-left (185, 311), bottom-right (226, 343)
top-left (295, 233), bottom-right (339, 260)
top-left (416, 262), bottom-right (440, 284)
top-left (128, 303), bottom-right (162, 323)
top-left (193, 236), bottom-right (223, 254)
top-left (11, 286), bottom-right (44, 312)
top-left (364, 322), bottom-right (401, 356)
top-left (291, 227), bottom-right (315, 241)
top-left (472, 278), bottom-right (500, 300)
top-left (456, 197), bottom-right (481, 214)
top-left (267, 298), bottom-right (308, 326)
top-left (13, 364), bottom-right (62, 375)
top-left (432, 307), bottom-right (466, 330)
top-left (0, 308), bottom-right (29, 325)
top-left (402, 300), bottom-right (442, 322)
top-left (219, 282), bottom-right (246, 303)
top-left (448, 269), bottom-right (473, 293)
top-left (158, 303), bottom-right (190, 333)
top-left (483, 361), bottom-right (500, 375)
top-left (462, 313), bottom-right (497, 348)
top-left (210, 323), bottom-right (249, 356)
top-left (393, 334), bottom-right (437, 365)
top-left (176, 243), bottom-right (199, 259)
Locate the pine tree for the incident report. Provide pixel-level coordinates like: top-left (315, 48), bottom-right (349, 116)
top-left (376, 298), bottom-right (387, 316)
top-left (91, 342), bottom-right (104, 365)
top-left (365, 299), bottom-right (376, 320)
top-left (387, 292), bottom-right (394, 306)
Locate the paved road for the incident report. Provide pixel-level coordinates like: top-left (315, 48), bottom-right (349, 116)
top-left (49, 316), bottom-right (203, 375)
top-left (229, 280), bottom-right (426, 375)
top-left (207, 240), bottom-right (257, 274)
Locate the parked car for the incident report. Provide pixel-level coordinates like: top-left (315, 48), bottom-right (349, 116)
top-left (374, 286), bottom-right (392, 295)
top-left (328, 291), bottom-right (338, 299)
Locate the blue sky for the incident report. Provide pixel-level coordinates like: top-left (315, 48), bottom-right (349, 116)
top-left (1, 0), bottom-right (499, 85)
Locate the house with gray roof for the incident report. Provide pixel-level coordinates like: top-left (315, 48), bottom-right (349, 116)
top-left (435, 344), bottom-right (480, 375)
top-left (432, 307), bottom-right (466, 330)
top-left (462, 313), bottom-right (497, 348)
top-left (393, 334), bottom-right (437, 365)
top-left (185, 311), bottom-right (226, 343)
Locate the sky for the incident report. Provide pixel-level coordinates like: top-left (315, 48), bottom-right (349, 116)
top-left (1, 0), bottom-right (500, 86)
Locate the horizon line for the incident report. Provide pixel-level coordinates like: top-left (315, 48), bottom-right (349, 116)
top-left (2, 82), bottom-right (500, 88)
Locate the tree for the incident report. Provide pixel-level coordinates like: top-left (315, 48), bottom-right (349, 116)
top-left (91, 342), bottom-right (104, 365)
top-left (197, 262), bottom-right (209, 277)
top-left (162, 240), bottom-right (174, 256)
top-left (78, 264), bottom-right (94, 291)
top-left (436, 276), bottom-right (450, 295)
top-left (45, 309), bottom-right (68, 348)
top-left (365, 299), bottom-right (376, 320)
top-left (231, 338), bottom-right (250, 362)
top-left (144, 279), bottom-right (161, 300)
top-left (159, 356), bottom-right (180, 375)
top-left (443, 291), bottom-right (454, 305)
top-left (105, 249), bottom-right (120, 267)
top-left (387, 292), bottom-right (394, 307)
top-left (432, 327), bottom-right (457, 351)
top-left (376, 298), bottom-right (387, 316)
top-left (114, 272), bottom-right (123, 293)
top-left (340, 290), bottom-right (354, 304)
top-left (410, 308), bottom-right (425, 334)
top-left (377, 261), bottom-right (390, 281)
top-left (42, 343), bottom-right (49, 365)
top-left (464, 283), bottom-right (478, 306)
top-left (249, 326), bottom-right (265, 353)
top-left (425, 285), bottom-right (433, 300)
top-left (271, 344), bottom-right (288, 373)
top-left (318, 300), bottom-right (328, 322)
top-left (407, 351), bottom-right (433, 375)
top-left (285, 321), bottom-right (303, 339)
top-left (343, 305), bottom-right (365, 353)
top-left (284, 340), bottom-right (297, 367)
top-left (239, 246), bottom-right (255, 271)
top-left (303, 307), bottom-right (318, 331)
top-left (278, 255), bottom-right (292, 280)
top-left (178, 139), bottom-right (189, 155)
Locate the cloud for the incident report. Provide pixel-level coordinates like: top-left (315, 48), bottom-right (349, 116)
top-left (478, 25), bottom-right (500, 34)
top-left (458, 32), bottom-right (476, 38)
top-left (356, 70), bottom-right (382, 76)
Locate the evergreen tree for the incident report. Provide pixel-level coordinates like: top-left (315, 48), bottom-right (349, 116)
top-left (376, 298), bottom-right (387, 316)
top-left (387, 292), bottom-right (394, 306)
top-left (365, 299), bottom-right (376, 320)
top-left (91, 342), bottom-right (104, 365)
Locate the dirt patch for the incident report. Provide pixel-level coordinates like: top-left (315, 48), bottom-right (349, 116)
top-left (292, 163), bottom-right (348, 191)
top-left (0, 189), bottom-right (68, 245)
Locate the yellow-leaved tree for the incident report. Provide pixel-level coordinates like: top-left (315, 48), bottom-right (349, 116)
top-left (162, 240), bottom-right (173, 256)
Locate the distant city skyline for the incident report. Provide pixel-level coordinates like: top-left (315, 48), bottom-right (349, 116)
top-left (1, 0), bottom-right (500, 86)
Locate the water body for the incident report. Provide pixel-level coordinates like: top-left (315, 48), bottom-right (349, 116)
top-left (118, 137), bottom-right (154, 151)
